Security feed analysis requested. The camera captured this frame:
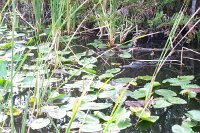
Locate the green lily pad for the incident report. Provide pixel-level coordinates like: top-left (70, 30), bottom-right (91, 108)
top-left (105, 68), bottom-right (121, 74)
top-left (83, 94), bottom-right (97, 102)
top-left (113, 78), bottom-right (135, 84)
top-left (153, 98), bottom-right (172, 108)
top-left (119, 51), bottom-right (131, 58)
top-left (141, 115), bottom-right (159, 123)
top-left (172, 125), bottom-right (194, 133)
top-left (80, 102), bottom-right (112, 110)
top-left (181, 84), bottom-right (200, 90)
top-left (79, 124), bottom-right (103, 132)
top-left (166, 97), bottom-right (187, 104)
top-left (30, 118), bottom-right (50, 130)
top-left (68, 69), bottom-right (82, 76)
top-left (129, 88), bottom-right (150, 99)
top-left (155, 89), bottom-right (177, 98)
top-left (137, 75), bottom-right (153, 81)
top-left (186, 110), bottom-right (200, 121)
top-left (47, 108), bottom-right (67, 119)
top-left (99, 73), bottom-right (114, 80)
top-left (98, 90), bottom-right (117, 99)
top-left (94, 111), bottom-right (110, 121)
top-left (78, 114), bottom-right (100, 124)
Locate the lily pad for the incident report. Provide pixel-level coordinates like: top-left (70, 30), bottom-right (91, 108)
top-left (153, 98), bottom-right (172, 108)
top-left (47, 108), bottom-right (67, 119)
top-left (129, 88), bottom-right (150, 99)
top-left (155, 89), bottom-right (177, 98)
top-left (80, 102), bottom-right (112, 110)
top-left (186, 110), bottom-right (200, 121)
top-left (105, 68), bottom-right (121, 74)
top-left (166, 97), bottom-right (187, 105)
top-left (172, 125), bottom-right (194, 133)
top-left (119, 51), bottom-right (131, 58)
top-left (137, 75), bottom-right (153, 81)
top-left (30, 118), bottom-right (50, 130)
top-left (94, 111), bottom-right (110, 121)
top-left (79, 124), bottom-right (103, 132)
top-left (99, 73), bottom-right (114, 80)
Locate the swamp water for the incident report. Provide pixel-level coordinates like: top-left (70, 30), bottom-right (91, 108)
top-left (0, 27), bottom-right (200, 133)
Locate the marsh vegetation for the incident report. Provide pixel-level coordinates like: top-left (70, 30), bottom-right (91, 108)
top-left (0, 0), bottom-right (200, 133)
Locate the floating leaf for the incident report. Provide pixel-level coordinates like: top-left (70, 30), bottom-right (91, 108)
top-left (83, 94), bottom-right (97, 102)
top-left (119, 51), bottom-right (131, 58)
top-left (78, 114), bottom-right (100, 124)
top-left (153, 98), bottom-right (172, 108)
top-left (178, 75), bottom-right (194, 81)
top-left (98, 90), bottom-right (117, 99)
top-left (68, 69), bottom-right (82, 76)
top-left (155, 89), bottom-right (177, 98)
top-left (172, 125), bottom-right (194, 133)
top-left (113, 78), bottom-right (135, 84)
top-left (94, 111), bottom-right (110, 121)
top-left (83, 68), bottom-right (96, 74)
top-left (117, 118), bottom-right (132, 130)
top-left (166, 97), bottom-right (187, 104)
top-left (129, 88), bottom-right (150, 99)
top-left (79, 57), bottom-right (97, 66)
top-left (99, 73), bottom-right (114, 80)
top-left (0, 42), bottom-right (11, 50)
top-left (182, 120), bottom-right (198, 128)
top-left (141, 116), bottom-right (159, 123)
top-left (80, 102), bottom-right (112, 110)
top-left (79, 124), bottom-right (103, 132)
top-left (30, 118), bottom-right (50, 130)
top-left (47, 108), bottom-right (67, 119)
top-left (186, 110), bottom-right (200, 121)
top-left (137, 75), bottom-right (153, 81)
top-left (181, 84), bottom-right (200, 90)
top-left (105, 68), bottom-right (121, 74)
top-left (42, 106), bottom-right (59, 112)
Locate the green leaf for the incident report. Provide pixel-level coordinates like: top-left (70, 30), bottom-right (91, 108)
top-left (155, 89), bottom-right (177, 98)
top-left (30, 118), bottom-right (50, 130)
top-left (68, 69), bottom-right (82, 76)
top-left (105, 68), bottom-right (121, 74)
top-left (47, 108), bottom-right (67, 119)
top-left (83, 68), bottom-right (96, 74)
top-left (113, 78), bottom-right (135, 84)
top-left (79, 102), bottom-right (112, 110)
top-left (172, 125), bottom-right (194, 133)
top-left (166, 97), bottom-right (187, 105)
top-left (141, 115), bottom-right (159, 123)
top-left (99, 73), bottom-right (114, 80)
top-left (79, 124), bottom-right (103, 132)
top-left (186, 110), bottom-right (200, 121)
top-left (94, 111), bottom-right (110, 121)
top-left (78, 114), bottom-right (100, 124)
top-left (0, 42), bottom-right (11, 50)
top-left (137, 75), bottom-right (153, 81)
top-left (119, 51), bottom-right (131, 58)
top-left (153, 98), bottom-right (172, 108)
top-left (129, 88), bottom-right (149, 99)
top-left (178, 75), bottom-right (194, 81)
